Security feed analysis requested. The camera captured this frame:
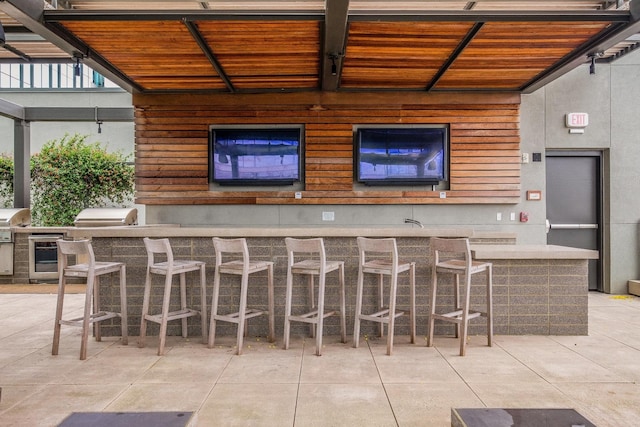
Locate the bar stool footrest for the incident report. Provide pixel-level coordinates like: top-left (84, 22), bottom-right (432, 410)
top-left (287, 309), bottom-right (335, 324)
top-left (145, 309), bottom-right (200, 324)
top-left (60, 311), bottom-right (121, 327)
top-left (358, 308), bottom-right (404, 324)
top-left (212, 308), bottom-right (266, 324)
top-left (433, 310), bottom-right (483, 323)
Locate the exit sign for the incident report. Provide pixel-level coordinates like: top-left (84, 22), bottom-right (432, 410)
top-left (566, 112), bottom-right (589, 128)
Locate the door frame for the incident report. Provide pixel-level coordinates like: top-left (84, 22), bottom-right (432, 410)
top-left (545, 150), bottom-right (605, 292)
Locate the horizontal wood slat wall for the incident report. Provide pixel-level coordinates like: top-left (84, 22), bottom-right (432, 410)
top-left (133, 92), bottom-right (520, 205)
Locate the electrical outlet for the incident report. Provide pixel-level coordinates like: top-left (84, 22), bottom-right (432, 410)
top-left (510, 212), bottom-right (516, 221)
top-left (439, 192), bottom-right (446, 199)
top-left (496, 212), bottom-right (502, 221)
top-left (322, 211), bottom-right (335, 221)
top-left (521, 153), bottom-right (530, 164)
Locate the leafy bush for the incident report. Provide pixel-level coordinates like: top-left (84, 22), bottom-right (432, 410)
top-left (30, 134), bottom-right (134, 226)
top-left (0, 154), bottom-right (14, 208)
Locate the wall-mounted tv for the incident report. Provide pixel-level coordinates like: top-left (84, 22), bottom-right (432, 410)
top-left (355, 125), bottom-right (449, 185)
top-left (209, 125), bottom-right (303, 185)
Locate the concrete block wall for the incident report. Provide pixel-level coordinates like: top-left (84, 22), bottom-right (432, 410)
top-left (82, 235), bottom-right (592, 341)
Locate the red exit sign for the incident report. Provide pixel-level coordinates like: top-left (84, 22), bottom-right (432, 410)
top-left (566, 112), bottom-right (589, 128)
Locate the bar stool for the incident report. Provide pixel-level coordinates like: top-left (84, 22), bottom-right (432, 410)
top-left (208, 237), bottom-right (275, 355)
top-left (353, 237), bottom-right (415, 355)
top-left (283, 237), bottom-right (346, 356)
top-left (426, 237), bottom-right (493, 356)
top-left (139, 237), bottom-right (207, 356)
top-left (52, 239), bottom-right (128, 360)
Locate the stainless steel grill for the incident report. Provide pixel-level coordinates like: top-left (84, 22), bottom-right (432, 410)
top-left (0, 208), bottom-right (31, 227)
top-left (74, 208), bottom-right (138, 227)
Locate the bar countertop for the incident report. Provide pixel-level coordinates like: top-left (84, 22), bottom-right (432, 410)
top-left (471, 244), bottom-right (599, 260)
top-left (63, 225), bottom-right (477, 239)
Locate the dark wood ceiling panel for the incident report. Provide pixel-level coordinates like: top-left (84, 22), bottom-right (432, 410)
top-left (341, 21), bottom-right (476, 89)
top-left (434, 21), bottom-right (611, 90)
top-left (59, 20), bottom-right (227, 91)
top-left (196, 20), bottom-right (321, 90)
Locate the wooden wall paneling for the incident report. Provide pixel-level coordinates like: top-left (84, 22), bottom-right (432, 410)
top-left (133, 92), bottom-right (521, 205)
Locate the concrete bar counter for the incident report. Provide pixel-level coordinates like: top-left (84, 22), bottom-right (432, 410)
top-left (10, 226), bottom-right (597, 339)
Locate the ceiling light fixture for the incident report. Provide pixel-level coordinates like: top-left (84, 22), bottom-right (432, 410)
top-left (588, 52), bottom-right (604, 75)
top-left (328, 53), bottom-right (342, 76)
top-left (73, 52), bottom-right (84, 77)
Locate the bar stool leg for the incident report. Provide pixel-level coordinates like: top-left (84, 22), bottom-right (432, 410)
top-left (208, 266), bottom-right (222, 348)
top-left (179, 273), bottom-right (188, 338)
top-left (80, 274), bottom-right (94, 360)
top-left (409, 263), bottom-right (416, 344)
top-left (426, 267), bottom-right (437, 348)
top-left (315, 272), bottom-right (326, 356)
top-left (236, 273), bottom-right (249, 355)
top-left (454, 274), bottom-right (461, 339)
top-left (339, 263), bottom-right (346, 344)
top-left (459, 274), bottom-right (472, 357)
top-left (157, 274), bottom-right (173, 356)
top-left (386, 272), bottom-right (398, 355)
top-left (94, 276), bottom-right (102, 342)
top-left (139, 269), bottom-right (152, 349)
top-left (52, 275), bottom-right (66, 356)
top-left (378, 274), bottom-right (385, 338)
top-left (199, 264), bottom-right (208, 344)
top-left (267, 264), bottom-right (275, 343)
top-left (120, 264), bottom-right (128, 345)
top-left (283, 266), bottom-right (293, 350)
top-left (353, 264), bottom-right (364, 349)
top-left (486, 265), bottom-right (493, 347)
top-left (308, 275), bottom-right (316, 338)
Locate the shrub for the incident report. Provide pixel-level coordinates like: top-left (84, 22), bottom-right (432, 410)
top-left (30, 134), bottom-right (134, 226)
top-left (0, 153), bottom-right (14, 208)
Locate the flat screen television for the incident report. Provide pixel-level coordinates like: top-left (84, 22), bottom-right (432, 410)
top-left (355, 125), bottom-right (449, 185)
top-left (210, 125), bottom-right (303, 185)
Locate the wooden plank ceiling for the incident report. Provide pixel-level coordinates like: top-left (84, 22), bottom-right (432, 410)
top-left (1, 0), bottom-right (638, 93)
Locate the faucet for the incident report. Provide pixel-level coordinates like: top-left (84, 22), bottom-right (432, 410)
top-left (403, 218), bottom-right (424, 228)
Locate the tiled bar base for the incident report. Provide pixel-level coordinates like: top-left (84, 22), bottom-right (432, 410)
top-left (47, 226), bottom-right (596, 339)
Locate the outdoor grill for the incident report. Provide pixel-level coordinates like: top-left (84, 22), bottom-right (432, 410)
top-left (73, 207), bottom-right (138, 227)
top-left (0, 208), bottom-right (30, 276)
top-left (0, 208), bottom-right (31, 227)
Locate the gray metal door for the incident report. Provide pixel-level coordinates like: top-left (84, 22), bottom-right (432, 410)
top-left (546, 152), bottom-right (601, 291)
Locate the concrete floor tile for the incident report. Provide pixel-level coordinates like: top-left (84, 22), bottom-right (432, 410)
top-left (385, 383), bottom-right (484, 427)
top-left (217, 341), bottom-right (302, 384)
top-left (300, 342), bottom-right (379, 384)
top-left (554, 382), bottom-right (640, 427)
top-left (0, 383), bottom-right (128, 427)
top-left (137, 353), bottom-right (231, 384)
top-left (372, 343), bottom-right (464, 384)
top-left (468, 381), bottom-right (577, 408)
top-left (197, 383), bottom-right (297, 427)
top-left (105, 382), bottom-right (213, 412)
top-left (295, 383), bottom-right (397, 427)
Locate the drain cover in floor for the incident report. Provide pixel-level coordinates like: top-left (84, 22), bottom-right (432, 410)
top-left (58, 411), bottom-right (194, 427)
top-left (451, 408), bottom-right (596, 427)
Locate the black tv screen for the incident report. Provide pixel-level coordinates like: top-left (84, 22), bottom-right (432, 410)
top-left (210, 126), bottom-right (302, 185)
top-left (355, 126), bottom-right (448, 185)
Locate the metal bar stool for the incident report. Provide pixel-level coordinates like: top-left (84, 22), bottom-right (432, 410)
top-left (283, 237), bottom-right (346, 356)
top-left (52, 239), bottom-right (128, 360)
top-left (139, 237), bottom-right (207, 356)
top-left (353, 237), bottom-right (416, 355)
top-left (426, 237), bottom-right (493, 356)
top-left (208, 237), bottom-right (275, 355)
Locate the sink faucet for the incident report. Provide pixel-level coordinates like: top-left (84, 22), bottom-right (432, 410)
top-left (404, 218), bottom-right (424, 228)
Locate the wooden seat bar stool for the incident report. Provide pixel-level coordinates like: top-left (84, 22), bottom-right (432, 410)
top-left (208, 237), bottom-right (275, 355)
top-left (139, 237), bottom-right (207, 356)
top-left (52, 239), bottom-right (128, 360)
top-left (426, 237), bottom-right (493, 356)
top-left (283, 237), bottom-right (346, 356)
top-left (353, 237), bottom-right (416, 355)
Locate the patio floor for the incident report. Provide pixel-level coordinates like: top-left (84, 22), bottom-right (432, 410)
top-left (1, 291), bottom-right (639, 426)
